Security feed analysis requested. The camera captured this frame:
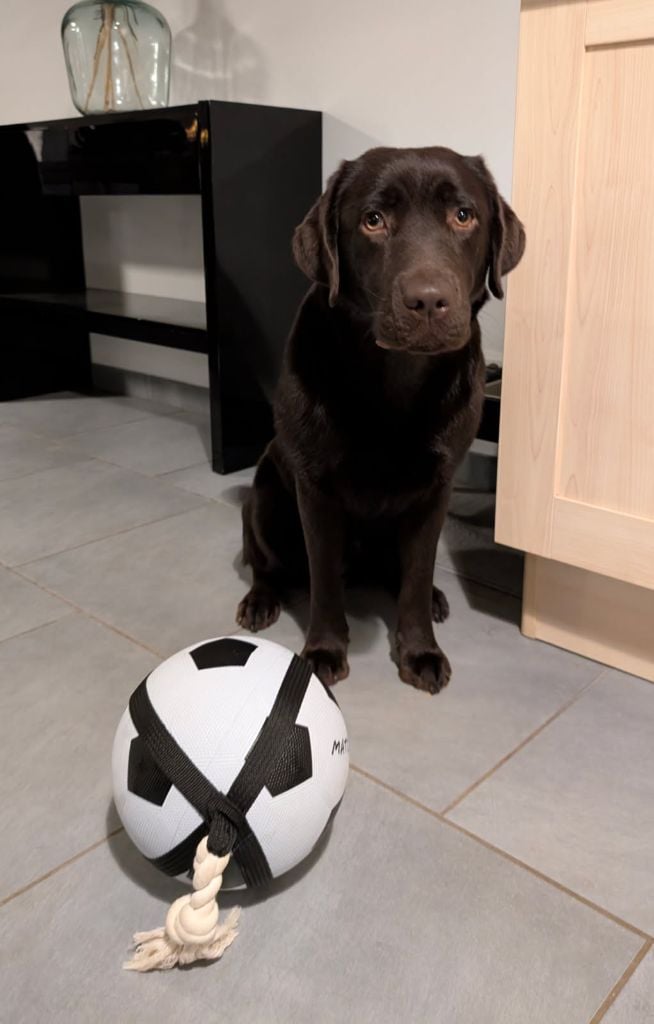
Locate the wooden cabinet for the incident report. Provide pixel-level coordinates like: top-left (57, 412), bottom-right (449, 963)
top-left (496, 0), bottom-right (654, 680)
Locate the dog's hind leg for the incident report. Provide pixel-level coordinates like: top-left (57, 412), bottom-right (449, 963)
top-left (237, 444), bottom-right (305, 632)
top-left (237, 508), bottom-right (282, 632)
top-left (431, 585), bottom-right (450, 623)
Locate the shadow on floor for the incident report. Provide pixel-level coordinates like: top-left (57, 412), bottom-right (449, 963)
top-left (231, 482), bottom-right (523, 640)
top-left (221, 482), bottom-right (252, 507)
top-left (106, 800), bottom-right (337, 911)
top-left (443, 487), bottom-right (524, 626)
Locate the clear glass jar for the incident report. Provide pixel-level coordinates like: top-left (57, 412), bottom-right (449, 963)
top-left (61, 1), bottom-right (172, 115)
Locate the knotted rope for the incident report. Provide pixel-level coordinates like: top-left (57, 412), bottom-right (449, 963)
top-left (124, 835), bottom-right (240, 972)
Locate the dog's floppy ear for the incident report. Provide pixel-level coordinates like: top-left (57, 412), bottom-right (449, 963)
top-left (488, 194), bottom-right (526, 299)
top-left (468, 156), bottom-right (525, 300)
top-left (292, 160), bottom-right (351, 307)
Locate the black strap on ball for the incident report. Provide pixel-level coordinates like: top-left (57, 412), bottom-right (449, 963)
top-left (128, 651), bottom-right (314, 889)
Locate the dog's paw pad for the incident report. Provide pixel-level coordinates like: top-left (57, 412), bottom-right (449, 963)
top-left (399, 649), bottom-right (451, 695)
top-left (236, 588), bottom-right (280, 632)
top-left (302, 646), bottom-right (350, 687)
top-left (431, 586), bottom-right (450, 623)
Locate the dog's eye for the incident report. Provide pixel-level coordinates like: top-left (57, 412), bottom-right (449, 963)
top-left (363, 211), bottom-right (386, 232)
top-left (454, 207), bottom-right (474, 226)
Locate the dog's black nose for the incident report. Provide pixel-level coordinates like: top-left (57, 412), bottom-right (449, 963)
top-left (401, 279), bottom-right (452, 318)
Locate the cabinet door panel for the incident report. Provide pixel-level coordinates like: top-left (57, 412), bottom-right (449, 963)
top-left (497, 0), bottom-right (654, 590)
top-left (558, 42), bottom-right (654, 520)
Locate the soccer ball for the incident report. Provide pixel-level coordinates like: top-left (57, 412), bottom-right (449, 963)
top-left (112, 635), bottom-right (349, 888)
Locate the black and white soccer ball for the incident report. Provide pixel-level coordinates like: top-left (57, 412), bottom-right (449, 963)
top-left (112, 635), bottom-right (349, 888)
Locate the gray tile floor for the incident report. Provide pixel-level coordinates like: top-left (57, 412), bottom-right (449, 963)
top-left (0, 392), bottom-right (652, 1024)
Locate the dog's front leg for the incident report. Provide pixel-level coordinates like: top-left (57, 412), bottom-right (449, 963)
top-left (297, 483), bottom-right (350, 686)
top-left (396, 490), bottom-right (451, 694)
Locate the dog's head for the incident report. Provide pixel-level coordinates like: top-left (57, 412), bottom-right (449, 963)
top-left (293, 146), bottom-right (525, 355)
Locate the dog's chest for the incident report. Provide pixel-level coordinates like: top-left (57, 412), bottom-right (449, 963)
top-left (282, 325), bottom-right (483, 512)
top-left (321, 361), bottom-right (459, 503)
top-left (341, 352), bottom-right (460, 443)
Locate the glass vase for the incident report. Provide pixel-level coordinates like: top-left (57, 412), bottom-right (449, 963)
top-left (61, 0), bottom-right (172, 115)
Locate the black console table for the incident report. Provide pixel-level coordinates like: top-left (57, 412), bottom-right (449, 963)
top-left (0, 101), bottom-right (321, 473)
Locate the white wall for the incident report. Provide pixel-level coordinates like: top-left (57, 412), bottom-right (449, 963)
top-left (1, 0), bottom-right (520, 379)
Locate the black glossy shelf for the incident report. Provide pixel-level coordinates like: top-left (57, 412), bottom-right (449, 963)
top-left (0, 102), bottom-right (320, 197)
top-left (0, 100), bottom-right (322, 472)
top-left (0, 105), bottom-right (201, 196)
top-left (0, 289), bottom-right (208, 353)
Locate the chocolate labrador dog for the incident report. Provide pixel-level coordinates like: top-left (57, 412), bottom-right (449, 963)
top-left (237, 146), bottom-right (524, 693)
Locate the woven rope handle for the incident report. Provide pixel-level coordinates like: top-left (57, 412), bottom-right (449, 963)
top-left (124, 836), bottom-right (240, 972)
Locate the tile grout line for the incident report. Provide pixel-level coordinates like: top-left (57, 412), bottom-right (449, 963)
top-left (11, 497), bottom-right (211, 571)
top-left (57, 407), bottom-right (202, 440)
top-left (62, 448), bottom-right (214, 484)
top-left (54, 406), bottom-right (206, 450)
top-left (350, 763), bottom-right (653, 943)
top-left (440, 669), bottom-right (608, 816)
top-left (3, 757), bottom-right (651, 953)
top-left (0, 827), bottom-right (125, 909)
top-left (0, 454), bottom-right (86, 487)
top-left (0, 613), bottom-right (74, 649)
top-left (0, 421), bottom-right (64, 444)
top-left (4, 408), bottom-right (165, 445)
top-left (155, 459), bottom-right (212, 480)
top-left (7, 564), bottom-right (165, 659)
top-left (588, 937), bottom-right (653, 1023)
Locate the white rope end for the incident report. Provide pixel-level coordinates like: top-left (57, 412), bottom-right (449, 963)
top-left (124, 837), bottom-right (240, 973)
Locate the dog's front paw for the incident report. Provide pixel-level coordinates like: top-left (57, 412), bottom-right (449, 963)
top-left (236, 586), bottom-right (280, 632)
top-left (398, 647), bottom-right (451, 695)
top-left (302, 645), bottom-right (350, 687)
